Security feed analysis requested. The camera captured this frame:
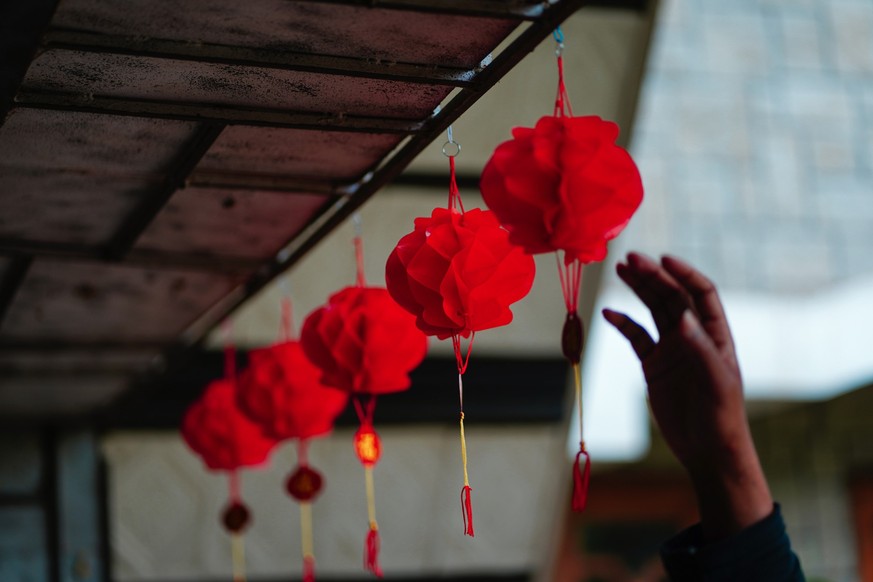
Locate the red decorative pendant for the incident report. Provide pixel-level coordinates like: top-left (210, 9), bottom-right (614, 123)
top-left (480, 115), bottom-right (643, 265)
top-left (300, 286), bottom-right (427, 395)
top-left (286, 465), bottom-right (324, 502)
top-left (385, 206), bottom-right (535, 340)
top-left (237, 340), bottom-right (349, 441)
top-left (181, 377), bottom-right (277, 472)
top-left (222, 500), bottom-right (251, 533)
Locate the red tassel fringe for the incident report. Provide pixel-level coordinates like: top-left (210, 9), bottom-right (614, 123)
top-left (303, 556), bottom-right (315, 582)
top-left (572, 448), bottom-right (591, 512)
top-left (365, 527), bottom-right (383, 578)
top-left (461, 485), bottom-right (475, 537)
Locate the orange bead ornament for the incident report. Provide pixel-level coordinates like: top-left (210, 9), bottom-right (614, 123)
top-left (354, 425), bottom-right (382, 467)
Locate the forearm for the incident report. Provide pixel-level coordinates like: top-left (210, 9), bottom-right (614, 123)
top-left (686, 431), bottom-right (773, 541)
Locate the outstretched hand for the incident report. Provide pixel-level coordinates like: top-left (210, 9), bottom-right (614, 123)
top-left (603, 252), bottom-right (772, 539)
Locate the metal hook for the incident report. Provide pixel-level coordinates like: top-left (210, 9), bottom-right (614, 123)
top-left (443, 125), bottom-right (461, 157)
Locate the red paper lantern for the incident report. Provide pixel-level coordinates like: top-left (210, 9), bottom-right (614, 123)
top-left (480, 115), bottom-right (642, 265)
top-left (385, 207), bottom-right (536, 340)
top-left (300, 283), bottom-right (426, 578)
top-left (181, 372), bottom-right (277, 562)
top-left (386, 149), bottom-right (536, 538)
top-left (236, 323), bottom-right (349, 582)
top-left (181, 378), bottom-right (277, 472)
top-left (479, 30), bottom-right (644, 514)
top-left (237, 340), bottom-right (349, 441)
top-left (300, 286), bottom-right (427, 394)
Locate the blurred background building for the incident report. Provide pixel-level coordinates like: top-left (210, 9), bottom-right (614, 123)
top-left (1, 0), bottom-right (872, 581)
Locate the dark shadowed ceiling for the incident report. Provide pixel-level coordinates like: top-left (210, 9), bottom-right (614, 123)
top-left (0, 0), bottom-right (654, 418)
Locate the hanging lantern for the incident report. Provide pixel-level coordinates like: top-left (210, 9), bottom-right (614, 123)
top-left (301, 220), bottom-right (428, 577)
top-left (480, 115), bottom-right (642, 265)
top-left (237, 299), bottom-right (349, 582)
top-left (181, 378), bottom-right (277, 472)
top-left (181, 343), bottom-right (278, 582)
top-left (479, 27), bottom-right (643, 512)
top-left (300, 286), bottom-right (427, 395)
top-left (385, 132), bottom-right (536, 536)
top-left (238, 340), bottom-right (349, 442)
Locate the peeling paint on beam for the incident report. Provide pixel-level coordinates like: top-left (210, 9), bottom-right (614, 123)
top-left (187, 172), bottom-right (341, 196)
top-left (14, 91), bottom-right (425, 134)
top-left (0, 239), bottom-right (260, 273)
top-left (106, 123), bottom-right (225, 260)
top-left (296, 0), bottom-right (546, 20)
top-left (42, 30), bottom-right (479, 88)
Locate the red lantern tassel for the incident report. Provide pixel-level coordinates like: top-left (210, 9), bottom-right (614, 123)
top-left (303, 555), bottom-right (315, 582)
top-left (461, 485), bottom-right (474, 536)
top-left (572, 447), bottom-right (591, 512)
top-left (365, 525), bottom-right (383, 578)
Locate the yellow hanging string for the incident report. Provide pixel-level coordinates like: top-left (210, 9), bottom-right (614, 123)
top-left (459, 411), bottom-right (470, 488)
top-left (571, 360), bottom-right (591, 512)
top-left (300, 502), bottom-right (314, 561)
top-left (364, 465), bottom-right (378, 530)
top-left (231, 533), bottom-right (246, 582)
top-left (458, 372), bottom-right (470, 488)
top-left (574, 361), bottom-right (584, 450)
top-left (458, 372), bottom-right (474, 535)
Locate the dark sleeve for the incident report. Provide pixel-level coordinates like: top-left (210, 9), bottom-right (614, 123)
top-left (660, 504), bottom-right (805, 582)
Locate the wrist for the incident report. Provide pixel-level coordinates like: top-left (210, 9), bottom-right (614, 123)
top-left (686, 434), bottom-right (773, 541)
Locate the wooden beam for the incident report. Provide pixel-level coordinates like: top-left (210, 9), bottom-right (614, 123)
top-left (0, 256), bottom-right (33, 327)
top-left (295, 0), bottom-right (546, 20)
top-left (0, 239), bottom-right (260, 273)
top-left (187, 171), bottom-right (341, 196)
top-left (14, 90), bottom-right (425, 134)
top-left (105, 123), bottom-right (225, 259)
top-left (0, 0), bottom-right (60, 125)
top-left (42, 30), bottom-right (478, 87)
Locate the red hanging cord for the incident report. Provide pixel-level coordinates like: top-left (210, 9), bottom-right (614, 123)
top-left (352, 395), bottom-right (377, 427)
top-left (552, 26), bottom-right (573, 119)
top-left (554, 55), bottom-right (574, 118)
top-left (298, 440), bottom-right (309, 468)
top-left (447, 154), bottom-right (465, 214)
top-left (228, 469), bottom-right (241, 503)
top-left (555, 254), bottom-right (584, 315)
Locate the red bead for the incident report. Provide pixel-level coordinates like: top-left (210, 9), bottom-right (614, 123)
top-left (221, 501), bottom-right (250, 533)
top-left (286, 465), bottom-right (324, 502)
top-left (354, 426), bottom-right (382, 466)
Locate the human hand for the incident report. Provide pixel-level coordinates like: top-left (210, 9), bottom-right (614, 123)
top-left (603, 252), bottom-right (772, 539)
